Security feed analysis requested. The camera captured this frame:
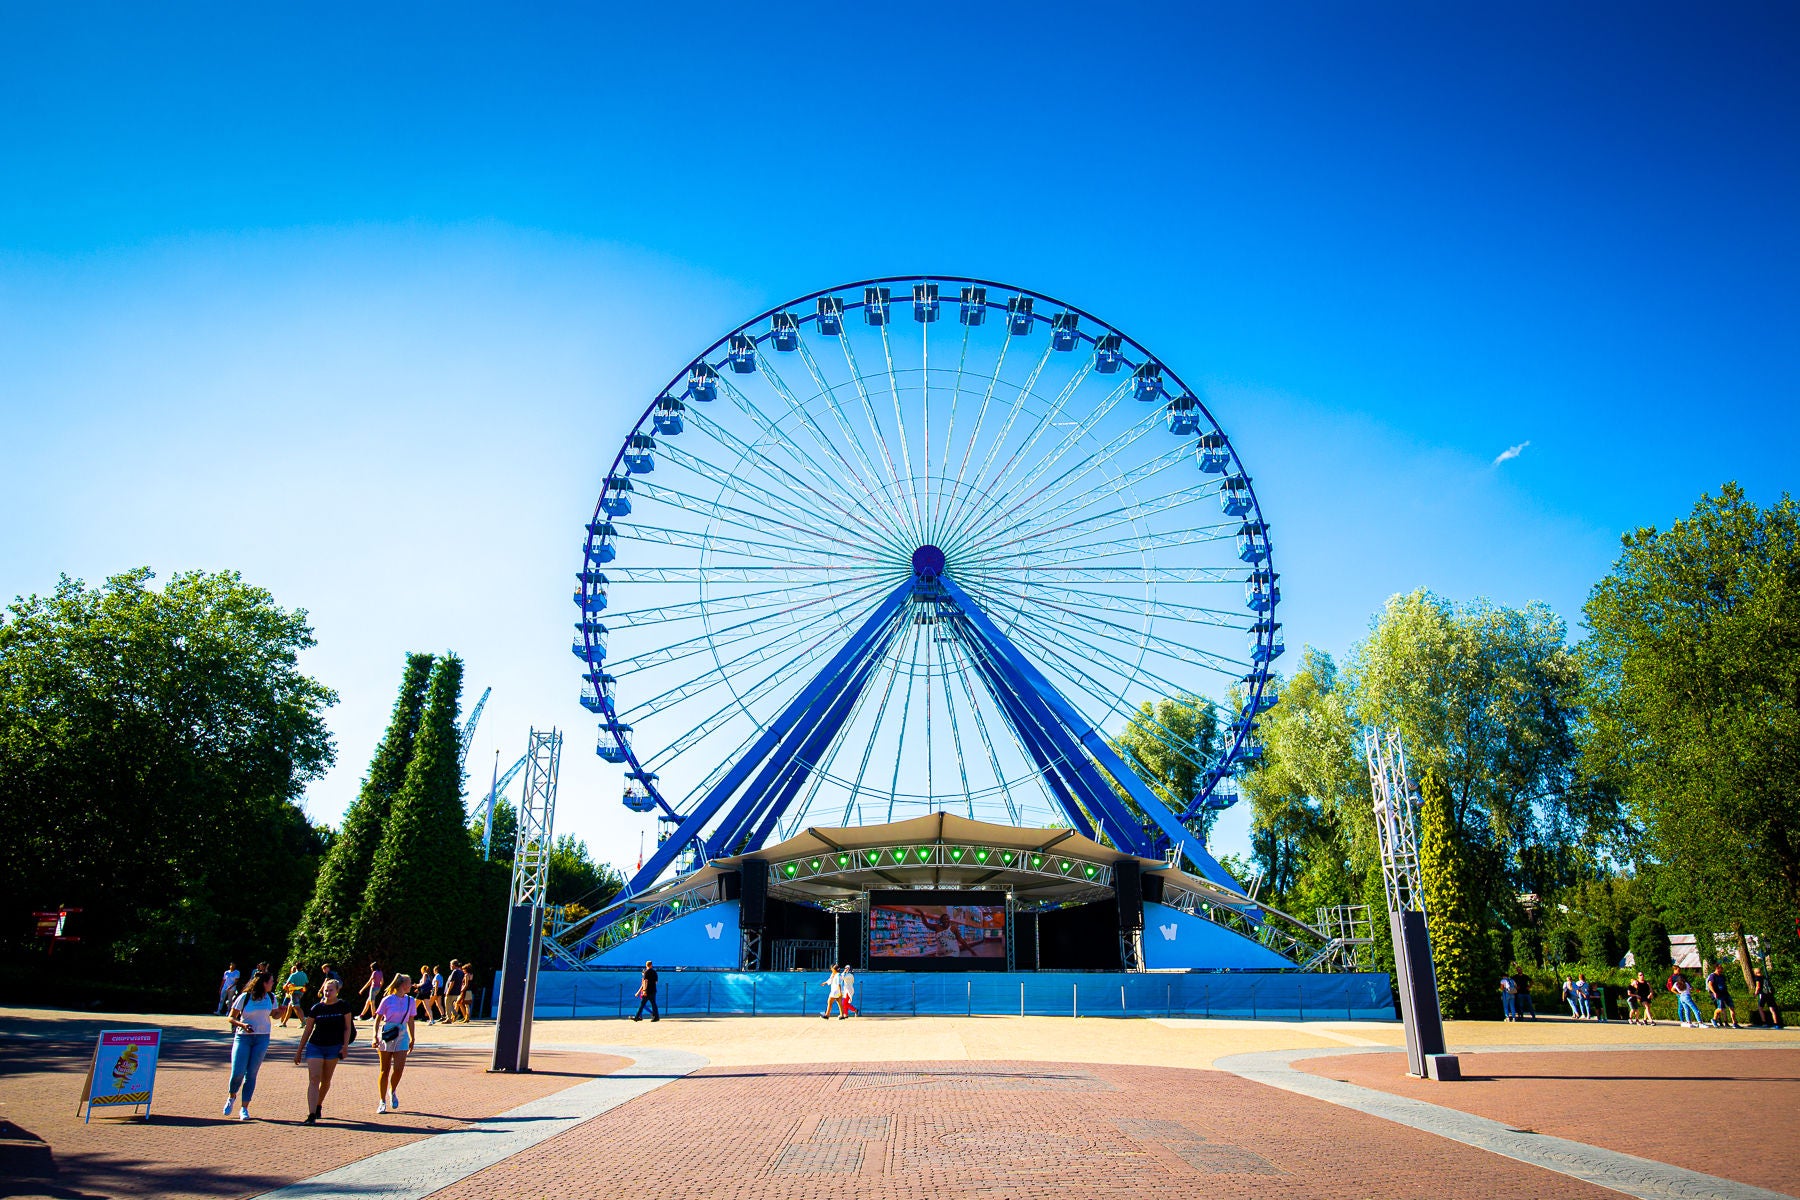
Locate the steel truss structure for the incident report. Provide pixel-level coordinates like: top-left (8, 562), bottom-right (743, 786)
top-left (492, 727), bottom-right (562, 1072)
top-left (566, 275), bottom-right (1290, 955)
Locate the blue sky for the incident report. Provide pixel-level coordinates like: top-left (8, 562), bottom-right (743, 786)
top-left (2, 4), bottom-right (1795, 868)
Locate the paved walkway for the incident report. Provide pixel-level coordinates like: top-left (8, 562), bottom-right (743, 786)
top-left (4, 1007), bottom-right (1795, 1199)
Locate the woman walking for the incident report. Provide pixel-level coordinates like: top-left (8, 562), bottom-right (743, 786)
top-left (358, 962), bottom-right (384, 1019)
top-left (840, 965), bottom-right (858, 1018)
top-left (1672, 970), bottom-right (1704, 1027)
top-left (295, 978), bottom-right (355, 1123)
top-left (371, 974), bottom-right (419, 1114)
top-left (414, 963), bottom-right (437, 1023)
top-left (223, 971), bottom-right (277, 1120)
top-left (456, 963), bottom-right (479, 1023)
top-left (820, 965), bottom-right (842, 1019)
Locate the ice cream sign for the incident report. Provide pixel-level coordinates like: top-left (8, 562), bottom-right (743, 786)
top-left (78, 1029), bottom-right (162, 1122)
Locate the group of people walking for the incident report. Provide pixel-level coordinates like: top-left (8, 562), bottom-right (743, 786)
top-left (1501, 961), bottom-right (1784, 1029)
top-left (216, 957), bottom-right (473, 1123)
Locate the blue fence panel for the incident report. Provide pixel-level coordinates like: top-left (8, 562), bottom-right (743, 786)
top-left (533, 968), bottom-right (1395, 1020)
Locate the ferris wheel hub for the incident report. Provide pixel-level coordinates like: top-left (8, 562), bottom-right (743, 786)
top-left (910, 544), bottom-right (946, 582)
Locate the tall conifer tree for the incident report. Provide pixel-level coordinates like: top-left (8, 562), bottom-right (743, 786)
top-left (1418, 769), bottom-right (1486, 1017)
top-left (355, 654), bottom-right (474, 968)
top-left (288, 652), bottom-right (434, 973)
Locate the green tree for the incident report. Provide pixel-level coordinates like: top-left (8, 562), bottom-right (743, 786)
top-left (1238, 650), bottom-right (1370, 919)
top-left (1418, 770), bottom-right (1487, 1017)
top-left (0, 569), bottom-right (335, 1005)
top-left (1111, 694), bottom-right (1223, 835)
top-left (288, 653), bottom-right (434, 975)
top-left (1347, 590), bottom-right (1597, 932)
top-left (1629, 913), bottom-right (1671, 973)
top-left (355, 655), bottom-right (474, 969)
top-left (1581, 483), bottom-right (1800, 1001)
top-left (547, 834), bottom-right (625, 909)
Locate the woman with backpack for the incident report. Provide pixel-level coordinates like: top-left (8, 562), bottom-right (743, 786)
top-left (223, 971), bottom-right (277, 1121)
top-left (370, 974), bottom-right (419, 1115)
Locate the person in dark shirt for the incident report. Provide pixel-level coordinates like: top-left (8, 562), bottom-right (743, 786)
top-left (632, 961), bottom-right (660, 1022)
top-left (1752, 971), bottom-right (1781, 1029)
top-left (1706, 963), bottom-right (1740, 1029)
top-left (295, 978), bottom-right (355, 1124)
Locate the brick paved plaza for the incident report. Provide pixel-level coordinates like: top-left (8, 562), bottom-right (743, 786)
top-left (1, 1008), bottom-right (1795, 1199)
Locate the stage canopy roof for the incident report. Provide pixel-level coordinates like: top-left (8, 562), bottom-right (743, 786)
top-left (628, 814), bottom-right (1257, 910)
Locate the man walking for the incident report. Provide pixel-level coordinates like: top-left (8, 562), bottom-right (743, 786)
top-left (217, 962), bottom-right (241, 1016)
top-left (1705, 961), bottom-right (1740, 1028)
top-left (631, 960), bottom-right (659, 1022)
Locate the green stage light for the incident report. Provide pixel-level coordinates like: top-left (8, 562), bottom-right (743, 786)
top-left (949, 847), bottom-right (966, 862)
top-left (837, 854), bottom-right (850, 868)
top-left (784, 863), bottom-right (798, 878)
top-left (1083, 864), bottom-right (1097, 878)
top-left (975, 848), bottom-right (991, 864)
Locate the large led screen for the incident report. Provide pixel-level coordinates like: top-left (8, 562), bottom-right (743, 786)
top-left (869, 902), bottom-right (1006, 959)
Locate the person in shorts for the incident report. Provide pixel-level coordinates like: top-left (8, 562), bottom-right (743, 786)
top-left (1706, 962), bottom-right (1740, 1028)
top-left (413, 963), bottom-right (436, 1022)
top-left (359, 962), bottom-right (384, 1019)
top-left (444, 960), bottom-right (465, 1022)
top-left (456, 963), bottom-right (478, 1022)
top-left (372, 975), bottom-right (419, 1115)
top-left (1752, 970), bottom-right (1781, 1028)
top-left (279, 964), bottom-right (310, 1028)
top-left (295, 977), bottom-right (355, 1123)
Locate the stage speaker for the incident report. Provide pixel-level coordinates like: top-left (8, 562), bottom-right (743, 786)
top-left (740, 858), bottom-right (769, 927)
top-left (1114, 859), bottom-right (1144, 931)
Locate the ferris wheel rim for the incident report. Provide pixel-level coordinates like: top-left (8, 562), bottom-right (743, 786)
top-left (579, 273), bottom-right (1280, 850)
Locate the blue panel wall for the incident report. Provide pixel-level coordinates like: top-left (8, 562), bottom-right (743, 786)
top-left (587, 902), bottom-right (740, 968)
top-left (531, 968), bottom-right (1394, 1020)
top-left (1139, 901), bottom-right (1297, 971)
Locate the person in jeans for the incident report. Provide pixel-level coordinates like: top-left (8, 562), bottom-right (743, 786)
top-left (217, 962), bottom-right (240, 1016)
top-left (1574, 974), bottom-right (1593, 1019)
top-left (631, 960), bottom-right (659, 1022)
top-left (1671, 970), bottom-right (1704, 1027)
top-left (1500, 974), bottom-right (1518, 1021)
top-left (295, 977), bottom-right (355, 1124)
top-left (1511, 971), bottom-right (1537, 1019)
top-left (223, 972), bottom-right (276, 1120)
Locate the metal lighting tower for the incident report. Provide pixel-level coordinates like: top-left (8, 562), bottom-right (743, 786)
top-left (491, 727), bottom-right (561, 1073)
top-left (1364, 727), bottom-right (1454, 1080)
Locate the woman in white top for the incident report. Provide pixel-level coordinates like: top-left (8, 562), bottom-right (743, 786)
top-left (839, 966), bottom-right (857, 1018)
top-left (821, 966), bottom-right (842, 1018)
top-left (223, 971), bottom-right (277, 1120)
top-left (371, 974), bottom-right (419, 1114)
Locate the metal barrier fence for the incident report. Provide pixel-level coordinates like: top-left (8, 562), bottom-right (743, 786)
top-left (531, 970), bottom-right (1395, 1020)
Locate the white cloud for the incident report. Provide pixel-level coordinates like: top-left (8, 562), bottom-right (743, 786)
top-left (1492, 440), bottom-right (1530, 466)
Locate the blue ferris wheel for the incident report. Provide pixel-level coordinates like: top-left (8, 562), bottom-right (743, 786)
top-left (574, 276), bottom-right (1282, 906)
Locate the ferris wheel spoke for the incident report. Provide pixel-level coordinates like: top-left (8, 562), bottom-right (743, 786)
top-left (970, 523), bottom-right (1240, 568)
top-left (752, 343), bottom-right (921, 542)
top-left (935, 340), bottom-right (1056, 541)
top-left (932, 632), bottom-right (977, 818)
top-left (610, 566), bottom-right (902, 583)
top-left (634, 478), bottom-right (874, 560)
top-left (964, 572), bottom-right (1253, 673)
top-left (660, 439), bottom-right (905, 557)
top-left (954, 434), bottom-right (1191, 560)
top-left (835, 326), bottom-right (923, 545)
top-left (884, 623), bottom-right (926, 822)
top-left (791, 336), bottom-right (919, 537)
top-left (942, 324), bottom-right (1018, 524)
top-left (876, 322), bottom-right (923, 533)
top-left (981, 581), bottom-right (1249, 628)
top-left (955, 564), bottom-right (1244, 583)
top-left (838, 618), bottom-right (912, 824)
top-left (940, 366), bottom-right (1129, 554)
top-left (606, 578), bottom-right (895, 628)
top-left (973, 479), bottom-right (1226, 557)
top-left (606, 578), bottom-right (890, 674)
top-left (939, 635), bottom-right (1024, 824)
top-left (614, 522), bottom-right (884, 568)
top-left (1008, 609), bottom-right (1248, 732)
top-left (928, 322), bottom-right (973, 536)
top-left (687, 393), bottom-right (914, 557)
top-left (626, 600), bottom-right (880, 737)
